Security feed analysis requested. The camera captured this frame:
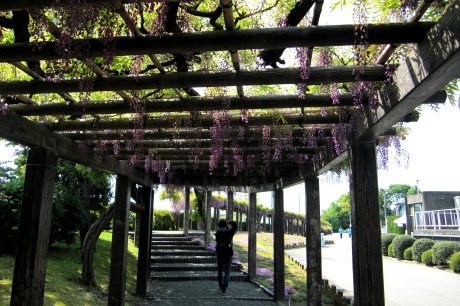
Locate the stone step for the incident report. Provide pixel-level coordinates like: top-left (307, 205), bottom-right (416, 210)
top-left (151, 241), bottom-right (199, 246)
top-left (151, 237), bottom-right (193, 242)
top-left (152, 245), bottom-right (206, 250)
top-left (151, 233), bottom-right (186, 238)
top-left (151, 250), bottom-right (215, 257)
top-left (151, 256), bottom-right (218, 264)
top-left (150, 270), bottom-right (249, 282)
top-left (151, 263), bottom-right (240, 272)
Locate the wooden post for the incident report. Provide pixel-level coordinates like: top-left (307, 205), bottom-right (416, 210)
top-left (108, 175), bottom-right (131, 306)
top-left (214, 208), bottom-right (219, 231)
top-left (204, 190), bottom-right (212, 247)
top-left (227, 190), bottom-right (234, 220)
top-left (134, 213), bottom-right (141, 247)
top-left (274, 189), bottom-right (285, 302)
top-left (306, 177), bottom-right (322, 306)
top-left (183, 187), bottom-right (190, 236)
top-left (248, 192), bottom-right (257, 280)
top-left (136, 185), bottom-right (153, 299)
top-left (349, 142), bottom-right (384, 306)
top-left (235, 209), bottom-right (239, 227)
top-left (10, 148), bottom-right (57, 306)
top-left (263, 215), bottom-right (267, 232)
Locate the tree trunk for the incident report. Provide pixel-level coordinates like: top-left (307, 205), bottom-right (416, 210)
top-left (81, 203), bottom-right (114, 287)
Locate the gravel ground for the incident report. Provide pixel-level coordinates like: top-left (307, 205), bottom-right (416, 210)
top-left (132, 280), bottom-right (287, 306)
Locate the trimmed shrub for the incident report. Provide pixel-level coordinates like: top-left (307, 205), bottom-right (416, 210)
top-left (412, 238), bottom-right (435, 262)
top-left (392, 235), bottom-right (415, 259)
top-left (404, 247), bottom-right (413, 261)
top-left (449, 251), bottom-right (460, 273)
top-left (421, 249), bottom-right (433, 266)
top-left (153, 209), bottom-right (174, 230)
top-left (388, 243), bottom-right (394, 258)
top-left (432, 241), bottom-right (460, 266)
top-left (381, 233), bottom-right (398, 256)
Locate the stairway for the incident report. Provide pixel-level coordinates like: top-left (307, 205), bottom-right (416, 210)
top-left (150, 233), bottom-right (248, 282)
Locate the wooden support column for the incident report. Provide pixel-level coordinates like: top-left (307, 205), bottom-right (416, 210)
top-left (273, 188), bottom-right (285, 302)
top-left (305, 177), bottom-right (322, 306)
top-left (108, 175), bottom-right (131, 306)
top-left (235, 209), bottom-right (239, 227)
top-left (10, 148), bottom-right (58, 306)
top-left (214, 208), bottom-right (219, 231)
top-left (134, 213), bottom-right (141, 247)
top-left (349, 142), bottom-right (384, 306)
top-left (204, 190), bottom-right (212, 247)
top-left (263, 215), bottom-right (267, 232)
top-left (136, 185), bottom-right (153, 299)
top-left (183, 187), bottom-right (190, 236)
top-left (226, 190), bottom-right (234, 220)
top-left (248, 192), bottom-right (257, 280)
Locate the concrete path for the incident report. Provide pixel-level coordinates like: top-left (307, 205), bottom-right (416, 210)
top-left (286, 233), bottom-right (460, 305)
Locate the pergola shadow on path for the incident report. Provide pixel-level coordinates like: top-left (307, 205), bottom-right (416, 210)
top-left (0, 1), bottom-right (459, 305)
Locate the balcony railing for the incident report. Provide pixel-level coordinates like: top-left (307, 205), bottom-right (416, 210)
top-left (415, 208), bottom-right (460, 230)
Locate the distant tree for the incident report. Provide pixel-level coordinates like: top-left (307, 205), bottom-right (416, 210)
top-left (159, 186), bottom-right (184, 230)
top-left (0, 144), bottom-right (112, 251)
top-left (321, 193), bottom-right (351, 232)
top-left (379, 184), bottom-right (413, 221)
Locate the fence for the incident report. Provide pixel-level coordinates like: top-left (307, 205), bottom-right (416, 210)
top-left (415, 208), bottom-right (460, 230)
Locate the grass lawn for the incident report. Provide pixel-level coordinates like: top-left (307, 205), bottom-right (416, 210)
top-left (0, 232), bottom-right (141, 305)
top-left (231, 232), bottom-right (309, 303)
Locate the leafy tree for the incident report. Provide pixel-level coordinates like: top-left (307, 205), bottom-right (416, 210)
top-left (159, 187), bottom-right (184, 230)
top-left (378, 184), bottom-right (414, 221)
top-left (0, 143), bottom-right (112, 251)
top-left (321, 193), bottom-right (351, 232)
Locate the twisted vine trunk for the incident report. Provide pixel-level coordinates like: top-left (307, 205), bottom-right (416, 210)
top-left (81, 203), bottom-right (114, 287)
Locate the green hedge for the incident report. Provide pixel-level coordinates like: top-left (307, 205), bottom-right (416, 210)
top-left (392, 235), bottom-right (415, 259)
top-left (381, 233), bottom-right (398, 256)
top-left (404, 247), bottom-right (413, 260)
top-left (412, 238), bottom-right (435, 262)
top-left (432, 241), bottom-right (460, 266)
top-left (449, 251), bottom-right (460, 273)
top-left (153, 209), bottom-right (174, 230)
top-left (388, 243), bottom-right (394, 258)
top-left (421, 249), bottom-right (433, 266)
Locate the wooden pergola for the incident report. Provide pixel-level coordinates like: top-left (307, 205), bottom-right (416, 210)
top-left (1, 1), bottom-right (459, 305)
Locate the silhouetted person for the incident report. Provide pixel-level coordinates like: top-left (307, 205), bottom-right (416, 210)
top-left (215, 220), bottom-right (238, 295)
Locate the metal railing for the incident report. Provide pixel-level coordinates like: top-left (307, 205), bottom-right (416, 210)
top-left (415, 208), bottom-right (460, 230)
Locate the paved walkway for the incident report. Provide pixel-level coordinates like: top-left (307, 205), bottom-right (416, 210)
top-left (286, 233), bottom-right (460, 305)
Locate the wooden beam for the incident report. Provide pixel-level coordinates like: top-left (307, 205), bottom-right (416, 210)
top-left (63, 126), bottom-right (397, 142)
top-left (248, 192), bottom-right (257, 280)
top-left (0, 23), bottom-right (435, 62)
top-left (273, 188), bottom-right (285, 302)
top-left (40, 113), bottom-right (343, 132)
top-left (355, 3), bottom-right (460, 141)
top-left (0, 110), bottom-right (146, 184)
top-left (0, 66), bottom-right (387, 95)
top-left (0, 0), bottom-right (176, 10)
top-left (10, 148), bottom-right (57, 306)
top-left (136, 186), bottom-right (153, 299)
top-left (7, 93), bottom-right (360, 116)
top-left (305, 177), bottom-right (322, 306)
top-left (349, 142), bottom-right (384, 306)
top-left (108, 175), bottom-right (132, 306)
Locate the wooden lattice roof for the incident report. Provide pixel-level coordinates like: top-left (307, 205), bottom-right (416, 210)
top-left (0, 0), bottom-right (459, 190)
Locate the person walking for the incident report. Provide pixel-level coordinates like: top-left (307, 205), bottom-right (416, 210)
top-left (215, 220), bottom-right (238, 295)
top-left (348, 227), bottom-right (352, 238)
top-left (339, 227), bottom-right (344, 239)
